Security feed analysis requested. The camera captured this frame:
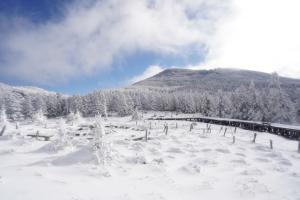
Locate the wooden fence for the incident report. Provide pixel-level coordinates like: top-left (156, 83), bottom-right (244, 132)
top-left (148, 117), bottom-right (300, 140)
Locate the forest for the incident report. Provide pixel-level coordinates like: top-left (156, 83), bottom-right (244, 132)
top-left (0, 73), bottom-right (297, 124)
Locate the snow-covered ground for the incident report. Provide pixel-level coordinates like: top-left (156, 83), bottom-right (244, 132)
top-left (0, 113), bottom-right (300, 200)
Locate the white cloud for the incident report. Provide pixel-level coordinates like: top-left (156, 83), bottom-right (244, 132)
top-left (0, 0), bottom-right (228, 84)
top-left (4, 0), bottom-right (298, 85)
top-left (201, 0), bottom-right (300, 78)
top-left (128, 65), bottom-right (164, 84)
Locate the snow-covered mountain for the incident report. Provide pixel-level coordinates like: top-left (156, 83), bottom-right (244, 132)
top-left (132, 68), bottom-right (300, 99)
top-left (0, 82), bottom-right (55, 96)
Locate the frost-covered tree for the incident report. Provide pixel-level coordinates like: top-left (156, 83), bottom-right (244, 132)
top-left (110, 92), bottom-right (132, 116)
top-left (92, 115), bottom-right (111, 165)
top-left (231, 85), bottom-right (252, 120)
top-left (264, 73), bottom-right (296, 123)
top-left (33, 109), bottom-right (46, 124)
top-left (5, 93), bottom-right (23, 120)
top-left (247, 81), bottom-right (264, 121)
top-left (58, 118), bottom-right (67, 142)
top-left (174, 92), bottom-right (190, 113)
top-left (22, 95), bottom-right (34, 119)
top-left (32, 96), bottom-right (46, 114)
top-left (0, 106), bottom-right (8, 125)
top-left (131, 106), bottom-right (142, 121)
top-left (201, 92), bottom-right (215, 117)
top-left (215, 90), bottom-right (232, 118)
top-left (86, 93), bottom-right (102, 117)
top-left (46, 95), bottom-right (59, 118)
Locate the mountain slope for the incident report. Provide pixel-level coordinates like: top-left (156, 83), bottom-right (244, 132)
top-left (0, 83), bottom-right (55, 96)
top-left (133, 68), bottom-right (300, 89)
top-left (132, 68), bottom-right (300, 100)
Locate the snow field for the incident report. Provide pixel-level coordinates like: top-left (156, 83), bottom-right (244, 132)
top-left (0, 115), bottom-right (300, 200)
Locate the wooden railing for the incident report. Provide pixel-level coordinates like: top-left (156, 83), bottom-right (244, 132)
top-left (148, 117), bottom-right (300, 140)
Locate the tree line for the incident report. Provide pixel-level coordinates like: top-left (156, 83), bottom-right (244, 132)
top-left (0, 73), bottom-right (298, 124)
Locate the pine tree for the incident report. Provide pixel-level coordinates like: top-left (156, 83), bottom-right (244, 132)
top-left (22, 95), bottom-right (34, 119)
top-left (5, 93), bottom-right (23, 120)
top-left (266, 73), bottom-right (296, 123)
top-left (231, 85), bottom-right (252, 120)
top-left (0, 106), bottom-right (8, 125)
top-left (247, 81), bottom-right (264, 121)
top-left (201, 92), bottom-right (215, 117)
top-left (215, 90), bottom-right (232, 118)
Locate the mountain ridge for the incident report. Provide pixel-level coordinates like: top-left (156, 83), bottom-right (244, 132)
top-left (0, 82), bottom-right (56, 96)
top-left (132, 68), bottom-right (300, 99)
top-left (133, 68), bottom-right (300, 88)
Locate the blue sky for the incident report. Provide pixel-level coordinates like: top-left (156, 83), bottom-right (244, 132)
top-left (0, 0), bottom-right (299, 94)
top-left (0, 0), bottom-right (207, 94)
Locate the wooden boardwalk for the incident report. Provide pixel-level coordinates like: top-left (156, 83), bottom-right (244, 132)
top-left (148, 116), bottom-right (300, 140)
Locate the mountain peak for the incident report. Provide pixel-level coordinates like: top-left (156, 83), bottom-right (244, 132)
top-left (132, 68), bottom-right (300, 96)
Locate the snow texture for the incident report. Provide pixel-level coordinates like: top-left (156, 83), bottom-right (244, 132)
top-left (0, 112), bottom-right (299, 200)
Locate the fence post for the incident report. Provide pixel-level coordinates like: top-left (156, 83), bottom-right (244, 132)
top-left (234, 127), bottom-right (237, 133)
top-left (164, 124), bottom-right (168, 135)
top-left (232, 136), bottom-right (235, 144)
top-left (176, 122), bottom-right (178, 129)
top-left (298, 138), bottom-right (300, 153)
top-left (223, 128), bottom-right (227, 136)
top-left (252, 133), bottom-right (257, 143)
top-left (270, 139), bottom-right (273, 149)
top-left (0, 125), bottom-right (6, 136)
top-left (219, 126), bottom-right (223, 134)
top-left (35, 130), bottom-right (40, 140)
top-left (145, 129), bottom-right (148, 142)
top-left (190, 123), bottom-right (193, 132)
top-left (207, 125), bottom-right (211, 133)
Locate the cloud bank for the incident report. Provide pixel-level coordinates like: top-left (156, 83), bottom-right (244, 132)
top-left (0, 0), bottom-right (228, 84)
top-left (202, 0), bottom-right (300, 78)
top-left (137, 0), bottom-right (300, 81)
top-left (2, 0), bottom-right (300, 86)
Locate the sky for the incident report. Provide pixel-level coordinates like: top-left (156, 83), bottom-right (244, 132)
top-left (0, 0), bottom-right (300, 94)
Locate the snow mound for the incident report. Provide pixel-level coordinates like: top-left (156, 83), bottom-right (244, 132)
top-left (35, 140), bottom-right (72, 153)
top-left (52, 145), bottom-right (97, 166)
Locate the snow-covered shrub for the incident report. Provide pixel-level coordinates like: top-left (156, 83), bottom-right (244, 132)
top-left (66, 111), bottom-right (84, 125)
top-left (58, 118), bottom-right (67, 142)
top-left (103, 105), bottom-right (108, 121)
top-left (0, 109), bottom-right (9, 136)
top-left (33, 110), bottom-right (46, 125)
top-left (0, 108), bottom-right (8, 126)
top-left (92, 116), bottom-right (112, 165)
top-left (94, 115), bottom-right (105, 140)
top-left (131, 109), bottom-right (142, 121)
top-left (45, 118), bottom-right (71, 152)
